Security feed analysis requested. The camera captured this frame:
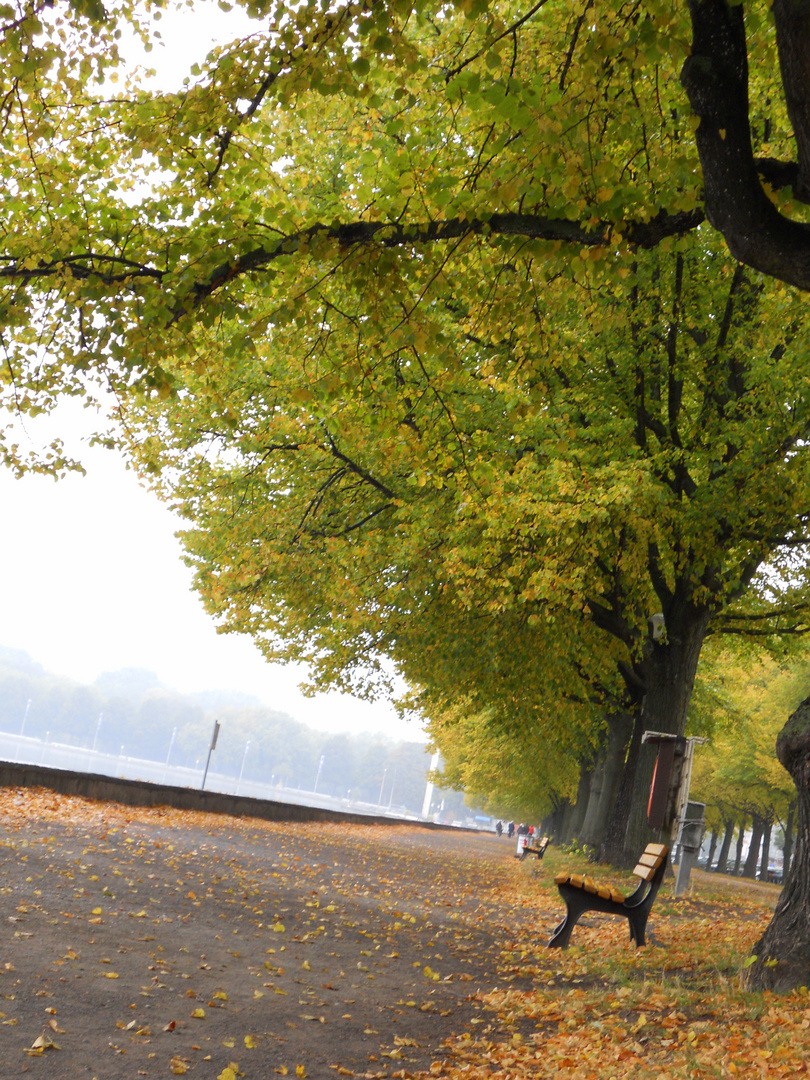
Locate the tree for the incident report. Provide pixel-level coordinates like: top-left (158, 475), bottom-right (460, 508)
top-left (129, 233), bottom-right (810, 865)
top-left (6, 0), bottom-right (810, 985)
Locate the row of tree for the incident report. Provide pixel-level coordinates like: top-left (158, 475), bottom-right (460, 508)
top-left (434, 637), bottom-right (807, 882)
top-left (4, 0), bottom-right (810, 989)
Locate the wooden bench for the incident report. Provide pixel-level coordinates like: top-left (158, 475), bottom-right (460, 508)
top-left (518, 835), bottom-right (549, 861)
top-left (547, 843), bottom-right (669, 948)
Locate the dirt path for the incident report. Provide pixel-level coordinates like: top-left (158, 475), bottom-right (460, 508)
top-left (0, 790), bottom-right (538, 1079)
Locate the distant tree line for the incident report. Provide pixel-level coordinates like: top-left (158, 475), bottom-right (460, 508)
top-left (0, 647), bottom-right (468, 820)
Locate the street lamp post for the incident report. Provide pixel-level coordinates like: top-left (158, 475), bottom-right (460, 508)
top-left (14, 699), bottom-right (32, 763)
top-left (237, 740), bottom-right (251, 795)
top-left (313, 755), bottom-right (325, 794)
top-left (91, 712), bottom-right (103, 754)
top-left (162, 727), bottom-right (177, 784)
top-left (378, 768), bottom-right (387, 806)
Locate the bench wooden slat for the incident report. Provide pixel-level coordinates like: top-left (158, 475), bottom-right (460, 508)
top-left (632, 862), bottom-right (658, 882)
top-left (644, 843), bottom-right (668, 857)
top-left (637, 852), bottom-right (664, 869)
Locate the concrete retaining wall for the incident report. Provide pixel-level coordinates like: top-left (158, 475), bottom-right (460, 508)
top-left (0, 761), bottom-right (438, 829)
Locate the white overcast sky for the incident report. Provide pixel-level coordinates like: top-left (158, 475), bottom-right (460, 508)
top-left (0, 5), bottom-right (426, 743)
top-left (0, 411), bottom-right (424, 742)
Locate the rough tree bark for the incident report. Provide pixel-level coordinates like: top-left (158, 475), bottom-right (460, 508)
top-left (682, 0), bottom-right (810, 292)
top-left (713, 817), bottom-right (735, 874)
top-left (580, 713), bottom-right (634, 849)
top-left (783, 799), bottom-right (796, 879)
top-left (704, 829), bottom-right (718, 871)
top-left (732, 817), bottom-right (747, 876)
top-left (759, 819), bottom-right (773, 882)
top-left (742, 813), bottom-right (764, 879)
top-left (598, 710), bottom-right (644, 866)
top-left (559, 762), bottom-right (593, 845)
top-left (748, 697), bottom-right (810, 991)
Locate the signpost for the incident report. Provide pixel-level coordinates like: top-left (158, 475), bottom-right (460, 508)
top-left (643, 731), bottom-right (708, 895)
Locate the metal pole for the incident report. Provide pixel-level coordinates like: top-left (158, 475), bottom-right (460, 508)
top-left (378, 768), bottom-right (387, 805)
top-left (15, 699), bottom-right (32, 762)
top-left (313, 754), bottom-right (325, 793)
top-left (92, 712), bottom-right (103, 754)
top-left (162, 727), bottom-right (177, 784)
top-left (672, 735), bottom-right (708, 897)
top-left (201, 720), bottom-right (221, 790)
top-left (237, 740), bottom-right (250, 794)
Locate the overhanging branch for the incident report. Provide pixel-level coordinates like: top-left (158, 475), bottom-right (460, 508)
top-left (682, 0), bottom-right (810, 292)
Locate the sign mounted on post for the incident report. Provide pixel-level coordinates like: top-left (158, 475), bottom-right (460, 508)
top-left (643, 732), bottom-right (687, 832)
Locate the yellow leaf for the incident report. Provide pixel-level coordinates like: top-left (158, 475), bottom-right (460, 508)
top-left (104, 972), bottom-right (120, 979)
top-left (244, 1034), bottom-right (257, 1048)
top-left (218, 1070), bottom-right (237, 1080)
top-left (272, 922), bottom-right (285, 932)
top-left (191, 1008), bottom-right (205, 1019)
top-left (296, 1067), bottom-right (306, 1078)
top-left (301, 960), bottom-right (311, 971)
top-left (30, 1033), bottom-right (60, 1051)
top-left (91, 908), bottom-right (102, 915)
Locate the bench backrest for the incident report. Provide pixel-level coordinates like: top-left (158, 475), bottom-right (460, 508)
top-left (633, 843), bottom-right (669, 882)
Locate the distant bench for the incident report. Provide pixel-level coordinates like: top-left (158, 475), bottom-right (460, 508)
top-left (517, 834), bottom-right (550, 861)
top-left (548, 843), bottom-right (669, 948)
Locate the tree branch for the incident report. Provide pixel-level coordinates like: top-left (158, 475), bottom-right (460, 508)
top-left (184, 207), bottom-right (704, 312)
top-left (682, 0), bottom-right (810, 292)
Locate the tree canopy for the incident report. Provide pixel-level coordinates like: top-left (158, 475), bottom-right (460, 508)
top-left (3, 0), bottom-right (810, 454)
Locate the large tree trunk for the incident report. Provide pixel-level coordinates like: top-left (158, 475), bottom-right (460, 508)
top-left (580, 713), bottom-right (633, 849)
top-left (748, 698), bottom-right (810, 991)
top-left (598, 709), bottom-right (644, 866)
top-left (621, 602), bottom-right (711, 861)
top-left (704, 829), bottom-right (718, 870)
top-left (713, 818), bottom-right (735, 874)
top-left (759, 819), bottom-right (773, 882)
top-left (742, 813), bottom-right (764, 879)
top-left (732, 818), bottom-right (747, 875)
top-left (559, 762), bottom-right (593, 844)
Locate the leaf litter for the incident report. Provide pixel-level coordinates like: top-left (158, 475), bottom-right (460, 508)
top-left (0, 786), bottom-right (805, 1078)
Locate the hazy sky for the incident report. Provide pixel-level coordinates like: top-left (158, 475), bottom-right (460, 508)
top-left (0, 413), bottom-right (423, 741)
